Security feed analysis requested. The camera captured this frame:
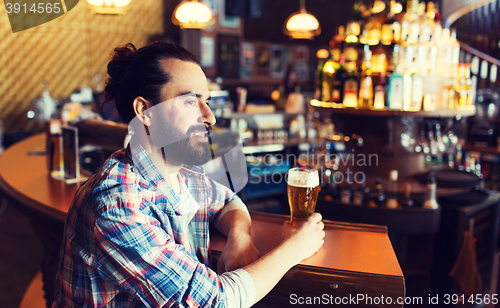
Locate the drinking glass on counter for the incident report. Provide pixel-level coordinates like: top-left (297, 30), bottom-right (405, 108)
top-left (287, 168), bottom-right (320, 225)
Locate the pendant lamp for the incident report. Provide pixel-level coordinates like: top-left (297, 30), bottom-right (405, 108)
top-left (283, 0), bottom-right (321, 39)
top-left (85, 0), bottom-right (131, 14)
top-left (172, 0), bottom-right (215, 29)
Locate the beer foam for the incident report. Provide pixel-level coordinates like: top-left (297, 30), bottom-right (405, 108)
top-left (287, 170), bottom-right (319, 187)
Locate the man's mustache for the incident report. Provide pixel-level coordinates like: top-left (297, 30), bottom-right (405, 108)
top-left (186, 124), bottom-right (212, 136)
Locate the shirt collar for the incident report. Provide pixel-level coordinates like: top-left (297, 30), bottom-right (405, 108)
top-left (126, 140), bottom-right (206, 215)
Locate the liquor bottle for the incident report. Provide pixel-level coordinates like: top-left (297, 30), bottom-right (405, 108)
top-left (369, 176), bottom-right (386, 207)
top-left (417, 43), bottom-right (429, 76)
top-left (361, 182), bottom-right (371, 206)
top-left (420, 1), bottom-right (436, 44)
top-left (386, 170), bottom-right (399, 209)
top-left (340, 172), bottom-right (355, 204)
top-left (423, 93), bottom-right (437, 111)
top-left (407, 0), bottom-right (421, 45)
top-left (436, 27), bottom-right (452, 78)
top-left (387, 44), bottom-right (400, 73)
top-left (321, 54), bottom-right (337, 102)
top-left (463, 64), bottom-right (473, 106)
top-left (450, 29), bottom-right (461, 79)
top-left (315, 56), bottom-right (327, 101)
top-left (428, 44), bottom-right (438, 76)
top-left (401, 73), bottom-right (412, 111)
top-left (371, 44), bottom-right (388, 74)
top-left (373, 71), bottom-right (388, 109)
top-left (401, 0), bottom-right (419, 44)
top-left (332, 54), bottom-right (348, 105)
top-left (410, 73), bottom-right (423, 111)
top-left (423, 176), bottom-right (439, 209)
top-left (358, 46), bottom-right (373, 109)
top-left (364, 7), bottom-right (382, 45)
top-left (400, 183), bottom-right (414, 207)
top-left (344, 41), bottom-right (359, 73)
top-left (343, 69), bottom-right (359, 108)
top-left (352, 184), bottom-right (364, 206)
top-left (381, 0), bottom-right (395, 45)
top-left (388, 66), bottom-right (404, 110)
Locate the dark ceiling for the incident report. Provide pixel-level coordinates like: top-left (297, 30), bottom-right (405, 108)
top-left (243, 0), bottom-right (357, 47)
top-left (165, 0), bottom-right (358, 48)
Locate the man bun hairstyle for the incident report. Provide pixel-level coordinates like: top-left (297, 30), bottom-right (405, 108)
top-left (104, 42), bottom-right (200, 123)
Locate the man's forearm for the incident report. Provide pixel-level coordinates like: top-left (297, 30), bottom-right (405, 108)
top-left (217, 208), bottom-right (252, 238)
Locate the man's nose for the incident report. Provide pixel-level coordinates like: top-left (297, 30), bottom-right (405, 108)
top-left (199, 101), bottom-right (216, 126)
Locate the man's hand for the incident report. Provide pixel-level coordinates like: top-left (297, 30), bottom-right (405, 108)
top-left (281, 213), bottom-right (325, 263)
top-left (217, 232), bottom-right (260, 274)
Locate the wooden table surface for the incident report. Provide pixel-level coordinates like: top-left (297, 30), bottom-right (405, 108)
top-left (0, 133), bottom-right (405, 307)
top-left (0, 133), bottom-right (78, 222)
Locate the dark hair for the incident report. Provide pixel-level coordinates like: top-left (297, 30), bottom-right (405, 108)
top-left (104, 42), bottom-right (199, 123)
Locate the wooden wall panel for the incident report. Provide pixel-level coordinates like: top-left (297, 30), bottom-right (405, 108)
top-left (0, 0), bottom-right (163, 132)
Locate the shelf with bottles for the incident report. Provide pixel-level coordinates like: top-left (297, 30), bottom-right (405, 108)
top-left (314, 0), bottom-right (477, 118)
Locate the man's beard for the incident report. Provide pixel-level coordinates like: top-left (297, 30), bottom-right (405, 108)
top-left (149, 122), bottom-right (213, 166)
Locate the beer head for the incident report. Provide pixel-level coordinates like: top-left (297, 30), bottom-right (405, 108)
top-left (287, 168), bottom-right (319, 188)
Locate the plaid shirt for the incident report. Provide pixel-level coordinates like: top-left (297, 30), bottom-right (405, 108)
top-left (53, 144), bottom-right (239, 308)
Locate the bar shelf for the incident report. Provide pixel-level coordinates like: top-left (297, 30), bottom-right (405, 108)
top-left (311, 102), bottom-right (476, 118)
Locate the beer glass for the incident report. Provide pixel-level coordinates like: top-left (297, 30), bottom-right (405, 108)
top-left (287, 168), bottom-right (320, 225)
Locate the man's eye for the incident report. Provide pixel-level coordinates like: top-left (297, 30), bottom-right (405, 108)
top-left (186, 99), bottom-right (197, 106)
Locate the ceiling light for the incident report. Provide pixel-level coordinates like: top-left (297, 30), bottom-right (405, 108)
top-left (172, 0), bottom-right (215, 29)
top-left (283, 0), bottom-right (321, 39)
top-left (84, 0), bottom-right (131, 14)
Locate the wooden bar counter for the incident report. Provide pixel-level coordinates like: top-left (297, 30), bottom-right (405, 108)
top-left (0, 134), bottom-right (405, 307)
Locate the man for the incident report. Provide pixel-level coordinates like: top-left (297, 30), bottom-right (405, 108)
top-left (53, 42), bottom-right (325, 307)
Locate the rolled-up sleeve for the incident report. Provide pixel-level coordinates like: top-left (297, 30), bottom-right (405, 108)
top-left (220, 269), bottom-right (256, 308)
top-left (94, 203), bottom-right (226, 308)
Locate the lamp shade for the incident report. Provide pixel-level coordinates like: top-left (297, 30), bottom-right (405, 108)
top-left (85, 0), bottom-right (131, 14)
top-left (172, 0), bottom-right (215, 29)
top-left (283, 8), bottom-right (321, 39)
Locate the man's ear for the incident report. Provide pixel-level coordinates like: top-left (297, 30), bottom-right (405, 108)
top-left (133, 97), bottom-right (153, 126)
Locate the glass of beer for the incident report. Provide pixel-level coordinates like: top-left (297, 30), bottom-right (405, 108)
top-left (287, 167), bottom-right (320, 225)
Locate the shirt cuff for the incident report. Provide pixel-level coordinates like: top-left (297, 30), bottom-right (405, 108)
top-left (219, 268), bottom-right (256, 308)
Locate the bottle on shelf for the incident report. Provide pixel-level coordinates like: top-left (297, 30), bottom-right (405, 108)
top-left (450, 29), bottom-right (460, 77)
top-left (358, 46), bottom-right (374, 109)
top-left (410, 72), bottom-right (424, 111)
top-left (386, 170), bottom-right (399, 209)
top-left (400, 183), bottom-right (414, 207)
top-left (369, 176), bottom-right (386, 207)
top-left (340, 172), bottom-right (355, 204)
top-left (373, 71), bottom-right (388, 109)
top-left (371, 43), bottom-right (388, 74)
top-left (311, 0), bottom-right (474, 114)
top-left (352, 183), bottom-right (365, 206)
top-left (388, 65), bottom-right (404, 110)
top-left (402, 71), bottom-right (413, 110)
top-left (320, 53), bottom-right (337, 102)
top-left (420, 1), bottom-right (435, 44)
top-left (314, 52), bottom-right (328, 101)
top-left (423, 175), bottom-right (439, 209)
top-left (343, 68), bottom-right (359, 108)
top-left (332, 53), bottom-right (349, 106)
top-left (381, 0), bottom-right (395, 45)
top-left (401, 0), bottom-right (419, 44)
top-left (363, 2), bottom-right (382, 46)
